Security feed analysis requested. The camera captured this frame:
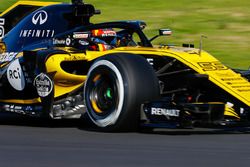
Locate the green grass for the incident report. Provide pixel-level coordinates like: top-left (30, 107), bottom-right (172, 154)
top-left (1, 0), bottom-right (249, 69)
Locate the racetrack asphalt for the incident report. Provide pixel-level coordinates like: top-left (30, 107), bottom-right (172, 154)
top-left (0, 114), bottom-right (250, 167)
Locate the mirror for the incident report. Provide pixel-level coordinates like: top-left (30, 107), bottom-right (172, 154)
top-left (159, 29), bottom-right (172, 36)
top-left (150, 29), bottom-right (172, 42)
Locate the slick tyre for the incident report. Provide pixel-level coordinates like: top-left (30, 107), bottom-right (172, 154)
top-left (84, 53), bottom-right (160, 131)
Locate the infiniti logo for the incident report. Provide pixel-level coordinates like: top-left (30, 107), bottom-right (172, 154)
top-left (32, 10), bottom-right (48, 25)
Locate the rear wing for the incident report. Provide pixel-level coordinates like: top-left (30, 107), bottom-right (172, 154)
top-left (0, 1), bottom-right (61, 39)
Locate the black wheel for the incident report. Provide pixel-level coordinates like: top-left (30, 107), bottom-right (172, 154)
top-left (84, 53), bottom-right (160, 131)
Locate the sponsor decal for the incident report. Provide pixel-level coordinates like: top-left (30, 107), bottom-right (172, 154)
top-left (151, 107), bottom-right (180, 117)
top-left (78, 39), bottom-right (89, 46)
top-left (53, 38), bottom-right (66, 45)
top-left (19, 11), bottom-right (54, 38)
top-left (25, 106), bottom-right (33, 111)
top-left (7, 59), bottom-right (25, 91)
top-left (101, 30), bottom-right (116, 37)
top-left (66, 38), bottom-right (71, 46)
top-left (0, 18), bottom-right (5, 39)
top-left (52, 38), bottom-right (73, 46)
top-left (4, 104), bottom-right (25, 114)
top-left (146, 58), bottom-right (154, 65)
top-left (34, 73), bottom-right (53, 97)
top-left (92, 29), bottom-right (116, 37)
top-left (0, 52), bottom-right (18, 63)
top-left (3, 104), bottom-right (41, 115)
top-left (19, 29), bottom-right (55, 38)
top-left (32, 10), bottom-right (48, 25)
top-left (73, 32), bottom-right (89, 39)
top-left (215, 72), bottom-right (234, 77)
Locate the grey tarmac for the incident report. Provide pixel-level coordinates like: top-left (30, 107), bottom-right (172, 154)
top-left (0, 114), bottom-right (249, 167)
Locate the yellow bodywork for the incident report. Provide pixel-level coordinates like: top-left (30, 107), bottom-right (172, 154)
top-left (47, 46), bottom-right (250, 109)
top-left (45, 46), bottom-right (250, 118)
top-left (110, 46), bottom-right (250, 118)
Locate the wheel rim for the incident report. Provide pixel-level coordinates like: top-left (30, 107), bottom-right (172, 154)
top-left (85, 60), bottom-right (124, 127)
top-left (89, 73), bottom-right (118, 115)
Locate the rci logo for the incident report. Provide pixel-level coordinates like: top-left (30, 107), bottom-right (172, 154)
top-left (32, 10), bottom-right (48, 25)
top-left (7, 59), bottom-right (25, 91)
top-left (8, 67), bottom-right (21, 79)
top-left (0, 18), bottom-right (5, 39)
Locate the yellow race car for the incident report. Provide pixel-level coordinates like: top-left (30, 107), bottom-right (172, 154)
top-left (0, 0), bottom-right (249, 131)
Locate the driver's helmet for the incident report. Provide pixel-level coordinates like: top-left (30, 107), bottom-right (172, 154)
top-left (90, 29), bottom-right (117, 51)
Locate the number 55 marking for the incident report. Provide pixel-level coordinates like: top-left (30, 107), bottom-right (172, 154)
top-left (0, 18), bottom-right (5, 39)
top-left (198, 62), bottom-right (228, 71)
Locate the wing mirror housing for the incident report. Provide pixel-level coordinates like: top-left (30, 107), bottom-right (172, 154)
top-left (150, 29), bottom-right (172, 42)
top-left (159, 29), bottom-right (172, 36)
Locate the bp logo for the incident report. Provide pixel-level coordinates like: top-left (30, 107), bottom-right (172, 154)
top-left (34, 73), bottom-right (53, 97)
top-left (32, 10), bottom-right (48, 25)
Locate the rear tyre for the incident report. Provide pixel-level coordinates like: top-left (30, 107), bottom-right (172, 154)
top-left (84, 53), bottom-right (160, 131)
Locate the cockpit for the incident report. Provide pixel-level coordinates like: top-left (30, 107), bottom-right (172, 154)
top-left (50, 21), bottom-right (152, 51)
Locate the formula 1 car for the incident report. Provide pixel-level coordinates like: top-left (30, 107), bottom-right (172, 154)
top-left (0, 0), bottom-right (249, 131)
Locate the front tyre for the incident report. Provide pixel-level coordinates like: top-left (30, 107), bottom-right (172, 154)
top-left (84, 53), bottom-right (160, 131)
